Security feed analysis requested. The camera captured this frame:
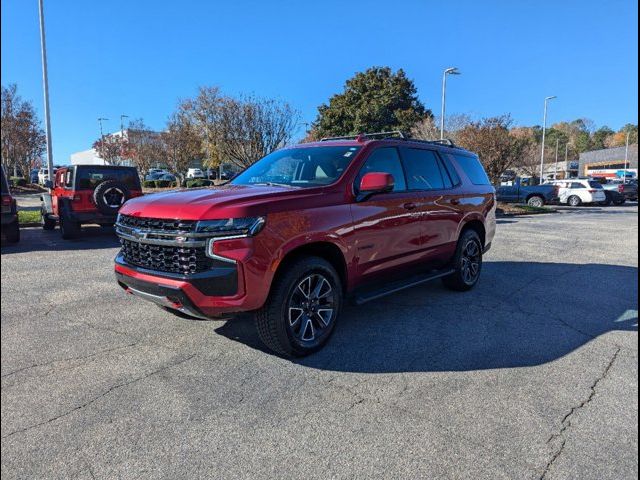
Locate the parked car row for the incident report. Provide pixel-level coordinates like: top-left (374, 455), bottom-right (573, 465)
top-left (496, 176), bottom-right (638, 207)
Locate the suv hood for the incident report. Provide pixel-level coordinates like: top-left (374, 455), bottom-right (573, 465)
top-left (119, 184), bottom-right (318, 220)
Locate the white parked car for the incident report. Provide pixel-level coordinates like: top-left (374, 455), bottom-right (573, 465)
top-left (38, 167), bottom-right (57, 185)
top-left (546, 179), bottom-right (606, 206)
top-left (186, 168), bottom-right (205, 179)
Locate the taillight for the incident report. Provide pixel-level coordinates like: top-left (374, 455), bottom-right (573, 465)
top-left (1, 195), bottom-right (11, 206)
top-left (588, 189), bottom-right (597, 193)
top-left (618, 185), bottom-right (624, 193)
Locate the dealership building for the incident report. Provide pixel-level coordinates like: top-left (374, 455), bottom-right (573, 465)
top-left (579, 144), bottom-right (638, 179)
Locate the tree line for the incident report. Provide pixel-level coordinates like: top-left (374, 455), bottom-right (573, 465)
top-left (2, 67), bottom-right (637, 185)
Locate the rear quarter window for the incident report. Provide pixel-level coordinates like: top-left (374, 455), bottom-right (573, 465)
top-left (449, 154), bottom-right (490, 185)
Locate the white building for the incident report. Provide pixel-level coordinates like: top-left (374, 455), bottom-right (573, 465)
top-left (70, 148), bottom-right (106, 165)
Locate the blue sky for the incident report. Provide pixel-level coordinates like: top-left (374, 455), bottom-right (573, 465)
top-left (1, 0), bottom-right (638, 164)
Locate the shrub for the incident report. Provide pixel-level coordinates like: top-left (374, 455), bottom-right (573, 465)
top-left (10, 177), bottom-right (27, 187)
top-left (154, 180), bottom-right (173, 188)
top-left (186, 179), bottom-right (212, 188)
top-left (143, 180), bottom-right (156, 188)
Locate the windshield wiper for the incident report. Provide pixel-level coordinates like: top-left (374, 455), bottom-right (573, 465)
top-left (251, 182), bottom-right (298, 188)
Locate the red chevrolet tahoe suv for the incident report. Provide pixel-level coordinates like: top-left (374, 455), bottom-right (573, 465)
top-left (115, 132), bottom-right (496, 356)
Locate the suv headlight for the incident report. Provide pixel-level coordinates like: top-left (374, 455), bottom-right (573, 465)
top-left (195, 217), bottom-right (265, 237)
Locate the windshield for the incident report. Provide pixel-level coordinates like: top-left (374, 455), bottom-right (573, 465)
top-left (231, 146), bottom-right (361, 188)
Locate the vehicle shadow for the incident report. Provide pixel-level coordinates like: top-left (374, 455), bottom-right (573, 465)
top-left (215, 262), bottom-right (638, 373)
top-left (0, 226), bottom-right (120, 254)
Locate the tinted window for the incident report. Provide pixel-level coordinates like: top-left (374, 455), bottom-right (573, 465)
top-left (441, 155), bottom-right (461, 186)
top-left (588, 181), bottom-right (603, 189)
top-left (232, 146), bottom-right (360, 188)
top-left (75, 167), bottom-right (141, 190)
top-left (401, 148), bottom-right (445, 190)
top-left (356, 147), bottom-right (406, 192)
top-left (451, 154), bottom-right (490, 185)
top-left (570, 182), bottom-right (586, 189)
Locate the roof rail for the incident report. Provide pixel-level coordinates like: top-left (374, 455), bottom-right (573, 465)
top-left (320, 131), bottom-right (407, 142)
top-left (319, 131), bottom-right (458, 148)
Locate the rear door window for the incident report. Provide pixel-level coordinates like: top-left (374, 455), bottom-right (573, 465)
top-left (450, 154), bottom-right (491, 185)
top-left (401, 148), bottom-right (446, 190)
top-left (571, 182), bottom-right (586, 189)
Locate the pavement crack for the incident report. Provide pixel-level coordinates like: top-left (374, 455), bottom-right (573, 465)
top-left (540, 346), bottom-right (621, 479)
top-left (1, 342), bottom-right (139, 380)
top-left (1, 354), bottom-right (196, 440)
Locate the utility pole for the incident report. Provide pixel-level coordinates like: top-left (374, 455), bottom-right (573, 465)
top-left (37, 0), bottom-right (54, 183)
top-left (539, 96), bottom-right (557, 183)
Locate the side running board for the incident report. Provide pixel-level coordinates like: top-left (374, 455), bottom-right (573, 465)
top-left (353, 269), bottom-right (455, 305)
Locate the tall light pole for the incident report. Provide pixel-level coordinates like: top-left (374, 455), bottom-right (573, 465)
top-left (623, 130), bottom-right (630, 182)
top-left (120, 114), bottom-right (128, 135)
top-left (441, 67), bottom-right (461, 140)
top-left (37, 0), bottom-right (54, 182)
top-left (98, 117), bottom-right (108, 165)
top-left (539, 95), bottom-right (556, 183)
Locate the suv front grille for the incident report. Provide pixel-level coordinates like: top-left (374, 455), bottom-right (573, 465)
top-left (117, 215), bottom-right (197, 233)
top-left (116, 215), bottom-right (213, 275)
top-left (120, 238), bottom-right (212, 275)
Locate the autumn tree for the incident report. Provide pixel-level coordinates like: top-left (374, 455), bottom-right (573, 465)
top-left (1, 84), bottom-right (46, 178)
top-left (161, 112), bottom-right (203, 186)
top-left (411, 113), bottom-right (471, 142)
top-left (181, 87), bottom-right (299, 169)
top-left (311, 67), bottom-right (430, 138)
top-left (456, 115), bottom-right (527, 184)
top-left (92, 134), bottom-right (131, 165)
top-left (126, 118), bottom-right (165, 174)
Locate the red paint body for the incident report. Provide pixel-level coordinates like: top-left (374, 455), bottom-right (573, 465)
top-left (115, 139), bottom-right (496, 317)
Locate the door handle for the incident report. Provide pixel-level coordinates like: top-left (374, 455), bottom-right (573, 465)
top-left (403, 202), bottom-right (417, 210)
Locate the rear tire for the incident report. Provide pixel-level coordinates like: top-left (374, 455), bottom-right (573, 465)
top-left (442, 229), bottom-right (483, 292)
top-left (255, 256), bottom-right (342, 357)
top-left (613, 198), bottom-right (626, 206)
top-left (527, 196), bottom-right (544, 208)
top-left (3, 219), bottom-right (20, 243)
top-left (568, 195), bottom-right (582, 207)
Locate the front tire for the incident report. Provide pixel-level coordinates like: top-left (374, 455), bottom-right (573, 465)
top-left (3, 219), bottom-right (20, 243)
top-left (41, 209), bottom-right (56, 230)
top-left (255, 256), bottom-right (342, 357)
top-left (60, 214), bottom-right (81, 239)
top-left (442, 229), bottom-right (483, 292)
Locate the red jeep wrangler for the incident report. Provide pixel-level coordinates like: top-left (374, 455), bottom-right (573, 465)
top-left (115, 132), bottom-right (496, 356)
top-left (41, 164), bottom-right (142, 239)
top-left (1, 166), bottom-right (20, 243)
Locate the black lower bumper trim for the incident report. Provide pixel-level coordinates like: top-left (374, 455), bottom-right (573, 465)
top-left (115, 253), bottom-right (238, 296)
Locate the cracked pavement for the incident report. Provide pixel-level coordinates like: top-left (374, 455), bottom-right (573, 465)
top-left (1, 204), bottom-right (638, 479)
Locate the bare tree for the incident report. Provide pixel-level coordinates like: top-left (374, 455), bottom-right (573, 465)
top-left (161, 112), bottom-right (203, 186)
top-left (92, 135), bottom-right (130, 165)
top-left (126, 118), bottom-right (164, 174)
top-left (456, 115), bottom-right (527, 184)
top-left (182, 87), bottom-right (300, 169)
top-left (1, 84), bottom-right (46, 178)
top-left (411, 113), bottom-right (471, 142)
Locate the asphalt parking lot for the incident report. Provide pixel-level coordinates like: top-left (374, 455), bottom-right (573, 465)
top-left (1, 205), bottom-right (638, 479)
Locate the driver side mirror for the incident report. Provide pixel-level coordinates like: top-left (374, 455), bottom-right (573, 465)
top-left (357, 172), bottom-right (394, 201)
top-left (44, 180), bottom-right (54, 189)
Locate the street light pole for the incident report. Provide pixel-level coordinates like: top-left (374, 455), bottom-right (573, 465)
top-left (554, 138), bottom-right (559, 179)
top-left (539, 95), bottom-right (556, 183)
top-left (98, 117), bottom-right (108, 165)
top-left (440, 67), bottom-right (461, 140)
top-left (37, 0), bottom-right (54, 182)
top-left (623, 130), bottom-right (630, 182)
